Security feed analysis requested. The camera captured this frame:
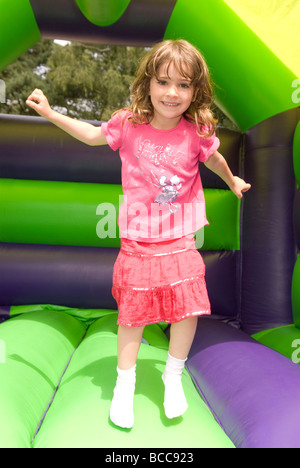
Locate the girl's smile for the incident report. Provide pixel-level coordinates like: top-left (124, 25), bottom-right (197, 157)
top-left (149, 62), bottom-right (196, 130)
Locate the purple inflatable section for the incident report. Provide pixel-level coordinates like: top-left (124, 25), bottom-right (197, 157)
top-left (188, 318), bottom-right (300, 448)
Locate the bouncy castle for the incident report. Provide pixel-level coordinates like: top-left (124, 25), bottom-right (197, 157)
top-left (0, 0), bottom-right (299, 448)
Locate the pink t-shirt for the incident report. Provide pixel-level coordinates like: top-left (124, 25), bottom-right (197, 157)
top-left (101, 111), bottom-right (220, 242)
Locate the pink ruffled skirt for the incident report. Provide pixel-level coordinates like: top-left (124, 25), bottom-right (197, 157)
top-left (112, 235), bottom-right (211, 327)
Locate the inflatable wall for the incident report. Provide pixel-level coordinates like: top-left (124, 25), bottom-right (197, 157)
top-left (0, 0), bottom-right (299, 448)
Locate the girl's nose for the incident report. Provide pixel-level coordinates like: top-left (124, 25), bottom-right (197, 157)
top-left (166, 85), bottom-right (178, 97)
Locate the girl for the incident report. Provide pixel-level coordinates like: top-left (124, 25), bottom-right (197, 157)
top-left (27, 39), bottom-right (251, 429)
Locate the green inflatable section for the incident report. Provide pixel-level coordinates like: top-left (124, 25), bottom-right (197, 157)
top-left (0, 0), bottom-right (40, 72)
top-left (75, 0), bottom-right (131, 26)
top-left (0, 308), bottom-right (234, 448)
top-left (0, 309), bottom-right (86, 448)
top-left (223, 0), bottom-right (300, 77)
top-left (164, 0), bottom-right (298, 131)
top-left (252, 324), bottom-right (300, 364)
top-left (0, 179), bottom-right (240, 251)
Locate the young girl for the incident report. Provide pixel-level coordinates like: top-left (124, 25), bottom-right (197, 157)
top-left (27, 39), bottom-right (251, 429)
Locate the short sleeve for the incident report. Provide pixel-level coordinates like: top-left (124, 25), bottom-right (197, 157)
top-left (198, 133), bottom-right (220, 163)
top-left (101, 111), bottom-right (126, 151)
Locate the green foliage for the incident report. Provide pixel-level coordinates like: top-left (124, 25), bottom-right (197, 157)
top-left (0, 39), bottom-right (147, 121)
top-left (0, 38), bottom-right (237, 129)
top-left (0, 39), bottom-right (53, 115)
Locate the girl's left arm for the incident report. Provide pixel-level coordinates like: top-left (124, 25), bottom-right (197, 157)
top-left (204, 151), bottom-right (251, 199)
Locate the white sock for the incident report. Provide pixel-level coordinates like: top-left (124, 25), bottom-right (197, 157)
top-left (162, 353), bottom-right (188, 419)
top-left (110, 365), bottom-right (136, 429)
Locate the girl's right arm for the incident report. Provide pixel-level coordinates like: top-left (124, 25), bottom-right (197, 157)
top-left (26, 89), bottom-right (108, 146)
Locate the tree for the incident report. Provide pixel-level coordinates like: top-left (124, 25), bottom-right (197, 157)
top-left (0, 39), bottom-right (147, 121)
top-left (0, 39), bottom-right (54, 115)
top-left (0, 39), bottom-right (238, 129)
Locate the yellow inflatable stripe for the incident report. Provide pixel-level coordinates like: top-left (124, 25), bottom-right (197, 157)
top-left (224, 0), bottom-right (300, 76)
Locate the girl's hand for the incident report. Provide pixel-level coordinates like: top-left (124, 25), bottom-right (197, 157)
top-left (26, 89), bottom-right (53, 119)
top-left (231, 176), bottom-right (251, 199)
top-left (26, 89), bottom-right (108, 146)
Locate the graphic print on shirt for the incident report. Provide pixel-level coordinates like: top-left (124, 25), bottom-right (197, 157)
top-left (136, 137), bottom-right (184, 214)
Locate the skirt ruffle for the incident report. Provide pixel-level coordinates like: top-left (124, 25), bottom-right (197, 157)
top-left (112, 235), bottom-right (211, 327)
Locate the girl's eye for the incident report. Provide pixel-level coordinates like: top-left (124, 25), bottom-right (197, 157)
top-left (157, 80), bottom-right (167, 86)
top-left (180, 83), bottom-right (191, 89)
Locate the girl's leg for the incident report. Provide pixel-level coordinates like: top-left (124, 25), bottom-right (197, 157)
top-left (169, 316), bottom-right (198, 359)
top-left (117, 325), bottom-right (145, 370)
top-left (163, 316), bottom-right (198, 419)
top-left (110, 325), bottom-right (144, 428)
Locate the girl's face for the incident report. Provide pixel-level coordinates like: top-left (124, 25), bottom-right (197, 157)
top-left (149, 61), bottom-right (196, 130)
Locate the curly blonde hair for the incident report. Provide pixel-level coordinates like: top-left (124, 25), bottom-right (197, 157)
top-left (124, 39), bottom-right (217, 137)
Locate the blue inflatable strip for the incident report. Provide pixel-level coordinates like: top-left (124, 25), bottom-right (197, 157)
top-left (187, 318), bottom-right (300, 448)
